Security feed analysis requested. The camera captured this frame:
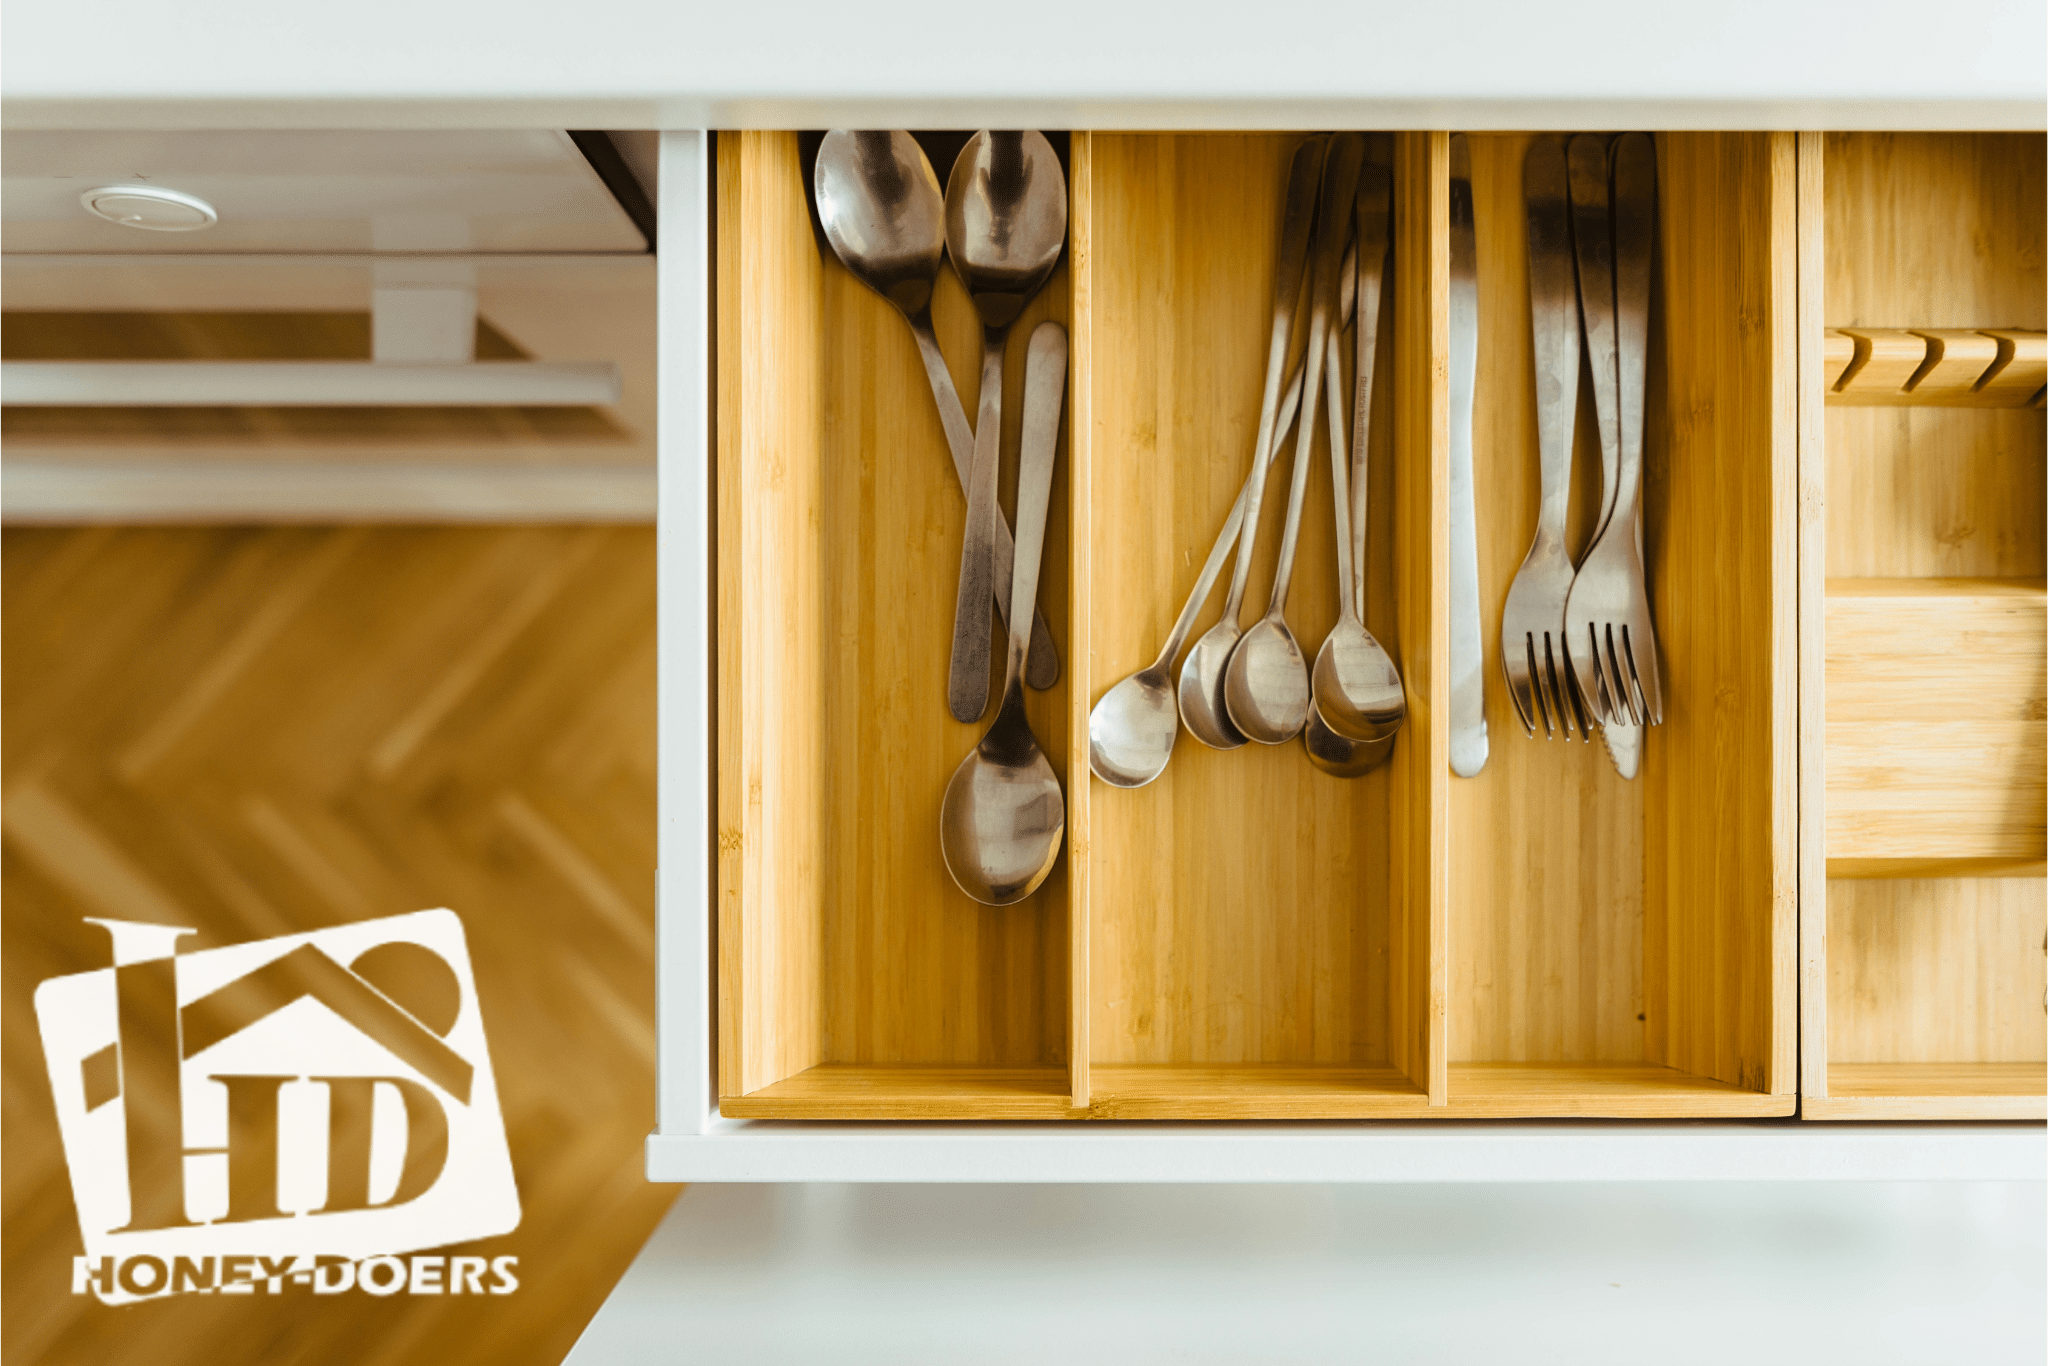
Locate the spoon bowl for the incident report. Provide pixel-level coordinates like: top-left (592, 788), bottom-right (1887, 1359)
top-left (1312, 619), bottom-right (1407, 742)
top-left (1088, 666), bottom-right (1179, 787)
top-left (945, 131), bottom-right (1068, 328)
top-left (941, 131), bottom-right (1069, 723)
top-left (1177, 625), bottom-right (1249, 749)
top-left (1225, 616), bottom-right (1311, 742)
top-left (814, 131), bottom-right (945, 314)
top-left (941, 718), bottom-right (1066, 905)
top-left (1303, 699), bottom-right (1396, 778)
top-left (940, 320), bottom-right (1069, 906)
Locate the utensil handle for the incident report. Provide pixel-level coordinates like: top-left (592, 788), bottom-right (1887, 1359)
top-left (912, 315), bottom-right (1061, 691)
top-left (1352, 159), bottom-right (1392, 616)
top-left (1006, 322), bottom-right (1068, 696)
top-left (1524, 139), bottom-right (1578, 548)
top-left (1151, 360), bottom-right (1310, 672)
top-left (1447, 134), bottom-right (1489, 778)
top-left (1568, 133), bottom-right (1623, 547)
top-left (1324, 324), bottom-right (1355, 623)
top-left (946, 330), bottom-right (1007, 722)
top-left (1610, 132), bottom-right (1656, 533)
top-left (1265, 303), bottom-right (1329, 613)
top-left (1221, 134), bottom-right (1329, 624)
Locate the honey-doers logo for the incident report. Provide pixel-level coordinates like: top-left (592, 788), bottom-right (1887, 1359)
top-left (35, 910), bottom-right (520, 1304)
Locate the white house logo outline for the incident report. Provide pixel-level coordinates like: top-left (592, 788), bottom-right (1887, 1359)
top-left (35, 908), bottom-right (520, 1302)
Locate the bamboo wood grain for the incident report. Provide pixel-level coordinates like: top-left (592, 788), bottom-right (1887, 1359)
top-left (716, 132), bottom-right (1074, 1119)
top-left (1086, 1065), bottom-right (1428, 1119)
top-left (1067, 132), bottom-right (1094, 1110)
top-left (1825, 878), bottom-right (2045, 1064)
top-left (1392, 130), bottom-right (1451, 1106)
top-left (720, 1065), bottom-right (1078, 1120)
top-left (1797, 132), bottom-right (1830, 1103)
top-left (1822, 328), bottom-right (1856, 390)
top-left (1454, 135), bottom-right (1645, 1070)
top-left (1445, 1064), bottom-right (1793, 1117)
top-left (1823, 578), bottom-right (2046, 868)
top-left (1978, 329), bottom-right (2048, 402)
top-left (1825, 325), bottom-right (2046, 405)
top-left (1806, 133), bottom-right (2047, 1121)
top-left (1084, 135), bottom-right (1403, 1082)
top-left (1810, 1061), bottom-right (2046, 1121)
top-left (1444, 134), bottom-right (1793, 1112)
top-left (1833, 327), bottom-right (1927, 397)
top-left (1645, 133), bottom-right (1800, 1101)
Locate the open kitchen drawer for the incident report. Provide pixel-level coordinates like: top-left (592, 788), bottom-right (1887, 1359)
top-left (708, 130), bottom-right (1802, 1121)
top-left (1798, 132), bottom-right (2048, 1121)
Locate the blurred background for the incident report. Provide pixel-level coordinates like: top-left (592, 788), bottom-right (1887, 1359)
top-left (2, 128), bottom-right (672, 1366)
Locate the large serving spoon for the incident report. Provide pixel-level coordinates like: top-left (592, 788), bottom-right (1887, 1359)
top-left (941, 321), bottom-right (1069, 905)
top-left (1225, 132), bottom-right (1366, 744)
top-left (1176, 134), bottom-right (1328, 751)
top-left (813, 130), bottom-right (1059, 692)
top-left (942, 130), bottom-right (1068, 724)
top-left (1311, 151), bottom-right (1405, 745)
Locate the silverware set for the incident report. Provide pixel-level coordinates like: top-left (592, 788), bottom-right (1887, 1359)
top-left (1496, 132), bottom-right (1663, 780)
top-left (816, 129), bottom-right (1070, 905)
top-left (818, 127), bottom-right (1664, 897)
top-left (1091, 132), bottom-right (1407, 788)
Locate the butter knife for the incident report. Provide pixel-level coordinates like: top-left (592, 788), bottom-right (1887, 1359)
top-left (1447, 135), bottom-right (1488, 777)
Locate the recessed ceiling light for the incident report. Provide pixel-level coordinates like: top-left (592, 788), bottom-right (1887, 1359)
top-left (81, 184), bottom-right (218, 232)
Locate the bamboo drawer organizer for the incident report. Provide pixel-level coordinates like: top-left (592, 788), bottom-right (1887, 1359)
top-left (1798, 132), bottom-right (2047, 1121)
top-left (715, 129), bottom-right (2041, 1122)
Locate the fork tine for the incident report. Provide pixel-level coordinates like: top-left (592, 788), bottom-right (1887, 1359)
top-left (1530, 635), bottom-right (1556, 739)
top-left (1580, 622), bottom-right (1613, 727)
top-left (1534, 633), bottom-right (1566, 740)
top-left (1623, 623), bottom-right (1664, 726)
top-left (1527, 634), bottom-right (1555, 738)
top-left (1543, 633), bottom-right (1584, 740)
top-left (1503, 635), bottom-right (1539, 737)
top-left (1606, 623), bottom-right (1643, 726)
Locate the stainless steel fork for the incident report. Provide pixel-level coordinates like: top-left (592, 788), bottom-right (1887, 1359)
top-left (1564, 132), bottom-right (1664, 728)
top-left (1501, 137), bottom-right (1588, 740)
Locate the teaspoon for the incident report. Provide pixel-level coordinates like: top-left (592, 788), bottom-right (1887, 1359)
top-left (1177, 134), bottom-right (1329, 751)
top-left (1087, 355), bottom-right (1314, 787)
top-left (813, 130), bottom-right (1060, 691)
top-left (942, 130), bottom-right (1068, 724)
top-left (1311, 152), bottom-right (1406, 744)
top-left (1224, 132), bottom-right (1366, 745)
top-left (941, 321), bottom-right (1069, 905)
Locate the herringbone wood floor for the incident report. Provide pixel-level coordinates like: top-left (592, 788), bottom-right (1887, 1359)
top-left (3, 526), bottom-right (675, 1366)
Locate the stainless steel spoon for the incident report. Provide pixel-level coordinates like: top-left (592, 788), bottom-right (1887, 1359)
top-left (943, 130), bottom-right (1068, 724)
top-left (1303, 700), bottom-right (1395, 778)
top-left (1310, 153), bottom-right (1405, 745)
top-left (1303, 229), bottom-right (1396, 779)
top-left (813, 130), bottom-right (1059, 692)
top-left (941, 321), bottom-right (1068, 905)
top-left (1225, 132), bottom-right (1366, 745)
top-left (1177, 134), bottom-right (1328, 751)
top-left (1087, 356), bottom-right (1313, 788)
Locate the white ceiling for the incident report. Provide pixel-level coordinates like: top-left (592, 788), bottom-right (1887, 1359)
top-left (3, 130), bottom-right (648, 254)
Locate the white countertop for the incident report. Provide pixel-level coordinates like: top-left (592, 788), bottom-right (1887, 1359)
top-left (647, 1116), bottom-right (2047, 1183)
top-left (6, 0), bottom-right (2044, 130)
top-left (569, 1179), bottom-right (2047, 1364)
